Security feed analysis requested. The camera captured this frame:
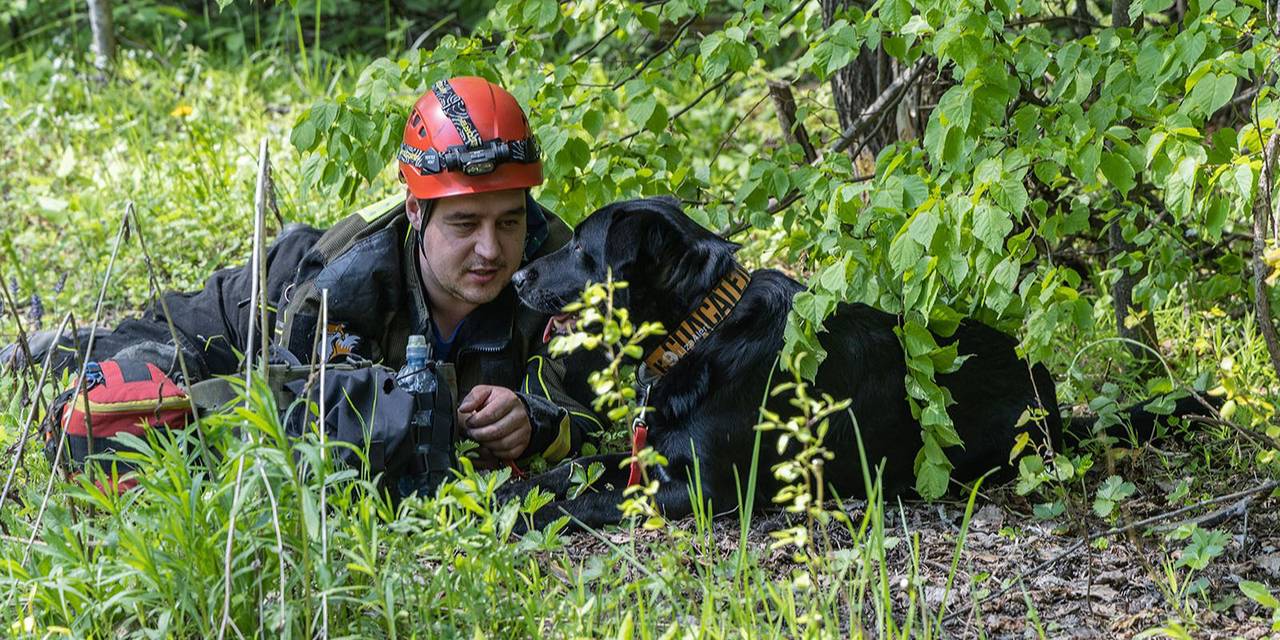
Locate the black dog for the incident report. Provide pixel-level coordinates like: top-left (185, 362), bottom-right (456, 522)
top-left (504, 197), bottom-right (1184, 530)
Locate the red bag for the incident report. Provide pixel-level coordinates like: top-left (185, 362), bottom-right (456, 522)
top-left (45, 359), bottom-right (192, 490)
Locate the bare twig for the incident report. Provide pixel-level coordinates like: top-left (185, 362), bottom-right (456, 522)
top-left (246, 139), bottom-right (271, 395)
top-left (829, 61), bottom-right (928, 155)
top-left (570, 25), bottom-right (619, 64)
top-left (1250, 129), bottom-right (1280, 377)
top-left (129, 204), bottom-right (215, 470)
top-left (768, 80), bottom-right (817, 163)
top-left (21, 208), bottom-right (130, 565)
top-left (220, 139), bottom-right (271, 640)
top-left (319, 288), bottom-right (330, 639)
top-left (1153, 494), bottom-right (1255, 533)
top-left (941, 479), bottom-right (1280, 625)
top-left (217, 453), bottom-right (248, 640)
top-left (255, 463), bottom-right (288, 633)
top-left (1185, 415), bottom-right (1280, 451)
top-left (612, 14), bottom-right (697, 90)
top-left (1005, 15), bottom-right (1102, 29)
top-left (0, 311), bottom-right (72, 512)
top-left (710, 93), bottom-right (770, 169)
top-left (609, 2), bottom-right (810, 146)
top-left (407, 12), bottom-right (456, 52)
top-left (718, 58), bottom-right (927, 238)
top-left (0, 272), bottom-right (41, 392)
top-left (615, 72), bottom-right (737, 145)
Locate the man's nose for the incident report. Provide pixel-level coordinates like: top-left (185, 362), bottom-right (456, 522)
top-left (474, 224), bottom-right (501, 260)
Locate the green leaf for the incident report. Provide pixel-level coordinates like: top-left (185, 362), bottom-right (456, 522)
top-left (1233, 162), bottom-right (1256, 210)
top-left (583, 110), bottom-right (605, 137)
top-left (1165, 156), bottom-right (1201, 217)
top-left (290, 119), bottom-right (317, 152)
top-left (1100, 151), bottom-right (1136, 195)
top-left (914, 442), bottom-right (952, 499)
top-left (1138, 0), bottom-right (1175, 17)
top-left (881, 0), bottom-right (913, 29)
top-left (1240, 581), bottom-right (1280, 609)
top-left (817, 258), bottom-right (849, 298)
top-left (985, 258), bottom-right (1019, 313)
top-left (888, 231), bottom-right (925, 273)
top-left (524, 0), bottom-right (559, 28)
top-left (973, 204), bottom-right (1012, 251)
top-left (908, 209), bottom-right (939, 247)
top-left (902, 321), bottom-right (936, 357)
top-left (1207, 74), bottom-right (1237, 115)
top-left (1144, 131), bottom-right (1168, 168)
top-left (626, 95), bottom-right (657, 128)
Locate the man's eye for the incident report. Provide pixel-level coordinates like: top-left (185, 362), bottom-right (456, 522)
top-left (500, 219), bottom-right (521, 229)
top-left (452, 223), bottom-right (477, 232)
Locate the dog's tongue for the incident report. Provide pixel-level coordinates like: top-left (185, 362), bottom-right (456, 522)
top-left (542, 313), bottom-right (576, 344)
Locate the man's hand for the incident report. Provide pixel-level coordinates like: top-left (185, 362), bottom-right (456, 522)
top-left (458, 385), bottom-right (531, 461)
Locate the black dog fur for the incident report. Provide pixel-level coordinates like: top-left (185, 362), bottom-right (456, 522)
top-left (503, 197), bottom-right (1190, 531)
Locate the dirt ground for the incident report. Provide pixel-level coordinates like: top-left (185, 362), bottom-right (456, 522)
top-left (559, 473), bottom-right (1280, 638)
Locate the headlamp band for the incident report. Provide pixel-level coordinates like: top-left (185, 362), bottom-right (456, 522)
top-left (430, 79), bottom-right (485, 149)
top-left (398, 137), bottom-right (540, 178)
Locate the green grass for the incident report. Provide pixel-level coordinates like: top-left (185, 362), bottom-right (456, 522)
top-left (2, 22), bottom-right (1279, 640)
top-left (0, 38), bottom-right (973, 639)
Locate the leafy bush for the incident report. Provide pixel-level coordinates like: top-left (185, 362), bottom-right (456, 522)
top-left (292, 0), bottom-right (1280, 495)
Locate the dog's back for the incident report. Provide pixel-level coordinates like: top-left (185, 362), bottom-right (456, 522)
top-left (751, 299), bottom-right (1064, 498)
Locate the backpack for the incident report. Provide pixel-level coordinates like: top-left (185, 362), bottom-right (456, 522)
top-left (44, 359), bottom-right (192, 491)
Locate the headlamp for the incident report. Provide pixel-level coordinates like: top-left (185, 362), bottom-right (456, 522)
top-left (398, 136), bottom-right (540, 177)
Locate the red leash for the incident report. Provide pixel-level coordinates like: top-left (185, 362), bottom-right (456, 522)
top-left (627, 384), bottom-right (653, 487)
top-left (627, 421), bottom-right (648, 487)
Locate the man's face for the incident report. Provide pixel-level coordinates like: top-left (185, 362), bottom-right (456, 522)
top-left (409, 188), bottom-right (527, 310)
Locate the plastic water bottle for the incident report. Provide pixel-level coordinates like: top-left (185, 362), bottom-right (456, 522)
top-left (397, 334), bottom-right (436, 396)
top-left (397, 335), bottom-right (438, 498)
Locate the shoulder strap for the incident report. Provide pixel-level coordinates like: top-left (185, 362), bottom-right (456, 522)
top-left (276, 196), bottom-right (407, 357)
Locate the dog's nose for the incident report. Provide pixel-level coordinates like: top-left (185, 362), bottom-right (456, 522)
top-left (512, 268), bottom-right (536, 291)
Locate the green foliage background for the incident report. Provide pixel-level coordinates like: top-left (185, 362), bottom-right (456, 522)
top-left (289, 0), bottom-right (1280, 496)
top-left (1, 0), bottom-right (1279, 637)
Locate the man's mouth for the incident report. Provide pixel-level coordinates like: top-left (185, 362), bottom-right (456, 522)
top-left (466, 267), bottom-right (501, 283)
top-left (542, 313), bottom-right (577, 344)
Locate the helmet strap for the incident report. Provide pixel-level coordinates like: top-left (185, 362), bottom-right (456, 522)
top-left (412, 198), bottom-right (434, 259)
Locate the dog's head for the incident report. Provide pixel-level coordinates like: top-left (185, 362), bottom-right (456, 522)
top-left (514, 197), bottom-right (740, 333)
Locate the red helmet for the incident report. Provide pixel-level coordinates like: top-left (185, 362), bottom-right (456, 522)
top-left (398, 77), bottom-right (543, 200)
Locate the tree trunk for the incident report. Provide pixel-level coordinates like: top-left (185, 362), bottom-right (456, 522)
top-left (86, 0), bottom-right (115, 73)
top-left (821, 0), bottom-right (898, 171)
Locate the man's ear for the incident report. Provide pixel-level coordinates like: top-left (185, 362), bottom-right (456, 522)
top-left (405, 191), bottom-right (424, 231)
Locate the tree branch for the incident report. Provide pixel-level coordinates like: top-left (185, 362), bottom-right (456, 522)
top-left (615, 72), bottom-right (736, 145)
top-left (828, 60), bottom-right (928, 155)
top-left (768, 80), bottom-right (817, 163)
top-left (613, 14), bottom-right (697, 90)
top-left (1251, 128), bottom-right (1280, 377)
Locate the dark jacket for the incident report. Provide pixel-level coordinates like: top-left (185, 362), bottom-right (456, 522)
top-left (15, 195), bottom-right (601, 464)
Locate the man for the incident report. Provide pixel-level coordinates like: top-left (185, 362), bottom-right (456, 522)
top-left (5, 76), bottom-right (600, 468)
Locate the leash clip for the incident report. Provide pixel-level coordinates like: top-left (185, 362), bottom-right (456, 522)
top-left (633, 383), bottom-right (652, 428)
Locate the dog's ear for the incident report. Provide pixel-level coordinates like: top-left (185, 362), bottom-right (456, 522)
top-left (606, 197), bottom-right (739, 292)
